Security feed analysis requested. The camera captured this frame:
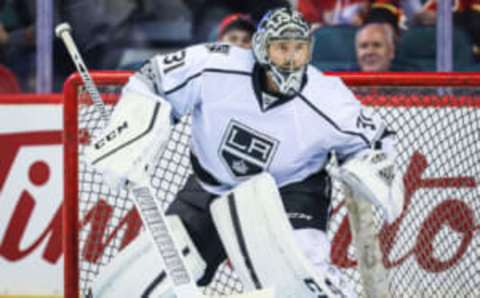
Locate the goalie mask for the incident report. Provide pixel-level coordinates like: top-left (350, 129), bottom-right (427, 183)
top-left (253, 8), bottom-right (313, 96)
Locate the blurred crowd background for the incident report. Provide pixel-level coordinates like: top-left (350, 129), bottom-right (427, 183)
top-left (0, 0), bottom-right (479, 93)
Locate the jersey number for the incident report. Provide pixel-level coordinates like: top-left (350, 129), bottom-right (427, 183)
top-left (163, 50), bottom-right (186, 74)
top-left (356, 110), bottom-right (376, 131)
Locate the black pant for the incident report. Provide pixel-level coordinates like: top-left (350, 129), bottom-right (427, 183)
top-left (166, 170), bottom-right (332, 286)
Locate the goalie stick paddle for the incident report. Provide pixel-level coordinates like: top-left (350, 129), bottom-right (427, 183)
top-left (55, 22), bottom-right (203, 298)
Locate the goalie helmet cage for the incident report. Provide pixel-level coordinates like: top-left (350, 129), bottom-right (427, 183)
top-left (64, 71), bottom-right (480, 298)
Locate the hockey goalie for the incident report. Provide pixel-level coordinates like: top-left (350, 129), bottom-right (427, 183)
top-left (85, 7), bottom-right (404, 298)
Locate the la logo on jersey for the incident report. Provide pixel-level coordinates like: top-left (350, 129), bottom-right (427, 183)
top-left (219, 120), bottom-right (278, 178)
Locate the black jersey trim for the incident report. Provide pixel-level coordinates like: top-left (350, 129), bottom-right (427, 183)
top-left (297, 93), bottom-right (371, 147)
top-left (190, 152), bottom-right (222, 186)
top-left (228, 193), bottom-right (262, 289)
top-left (165, 68), bottom-right (252, 95)
top-left (92, 102), bottom-right (161, 165)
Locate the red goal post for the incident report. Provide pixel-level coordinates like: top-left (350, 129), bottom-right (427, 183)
top-left (63, 71), bottom-right (480, 298)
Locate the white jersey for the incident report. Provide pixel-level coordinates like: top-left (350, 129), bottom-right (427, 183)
top-left (124, 43), bottom-right (393, 194)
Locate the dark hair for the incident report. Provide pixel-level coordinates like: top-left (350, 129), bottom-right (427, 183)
top-left (218, 13), bottom-right (256, 39)
top-left (364, 6), bottom-right (399, 34)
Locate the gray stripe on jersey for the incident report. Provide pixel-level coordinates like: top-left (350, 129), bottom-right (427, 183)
top-left (297, 93), bottom-right (371, 147)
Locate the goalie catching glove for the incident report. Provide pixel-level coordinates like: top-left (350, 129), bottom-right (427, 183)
top-left (329, 150), bottom-right (404, 223)
top-left (84, 90), bottom-right (172, 190)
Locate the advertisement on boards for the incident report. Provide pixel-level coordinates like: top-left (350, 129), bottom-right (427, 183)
top-left (0, 91), bottom-right (479, 297)
top-left (0, 96), bottom-right (63, 296)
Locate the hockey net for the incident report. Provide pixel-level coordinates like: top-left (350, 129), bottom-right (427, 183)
top-left (63, 71), bottom-right (480, 298)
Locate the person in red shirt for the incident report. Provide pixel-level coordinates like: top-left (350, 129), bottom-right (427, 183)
top-left (299, 0), bottom-right (479, 34)
top-left (298, 0), bottom-right (370, 26)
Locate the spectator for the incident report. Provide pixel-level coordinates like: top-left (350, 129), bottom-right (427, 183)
top-left (355, 23), bottom-right (395, 71)
top-left (0, 23), bottom-right (6, 61)
top-left (182, 0), bottom-right (290, 42)
top-left (0, 64), bottom-right (21, 93)
top-left (67, 0), bottom-right (135, 69)
top-left (395, 0), bottom-right (480, 28)
top-left (365, 0), bottom-right (480, 59)
top-left (297, 0), bottom-right (410, 30)
top-left (217, 13), bottom-right (255, 48)
top-left (0, 0), bottom-right (36, 91)
top-left (0, 0), bottom-right (126, 91)
top-left (298, 0), bottom-right (369, 27)
top-left (364, 0), bottom-right (402, 31)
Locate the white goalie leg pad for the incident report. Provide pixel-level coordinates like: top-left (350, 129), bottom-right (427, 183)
top-left (91, 215), bottom-right (206, 298)
top-left (84, 90), bottom-right (172, 190)
top-left (329, 150), bottom-right (404, 223)
top-left (210, 172), bottom-right (355, 298)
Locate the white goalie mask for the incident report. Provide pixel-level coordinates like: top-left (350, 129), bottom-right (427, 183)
top-left (253, 8), bottom-right (313, 96)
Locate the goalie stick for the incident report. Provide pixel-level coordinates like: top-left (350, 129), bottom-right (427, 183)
top-left (56, 22), bottom-right (203, 298)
